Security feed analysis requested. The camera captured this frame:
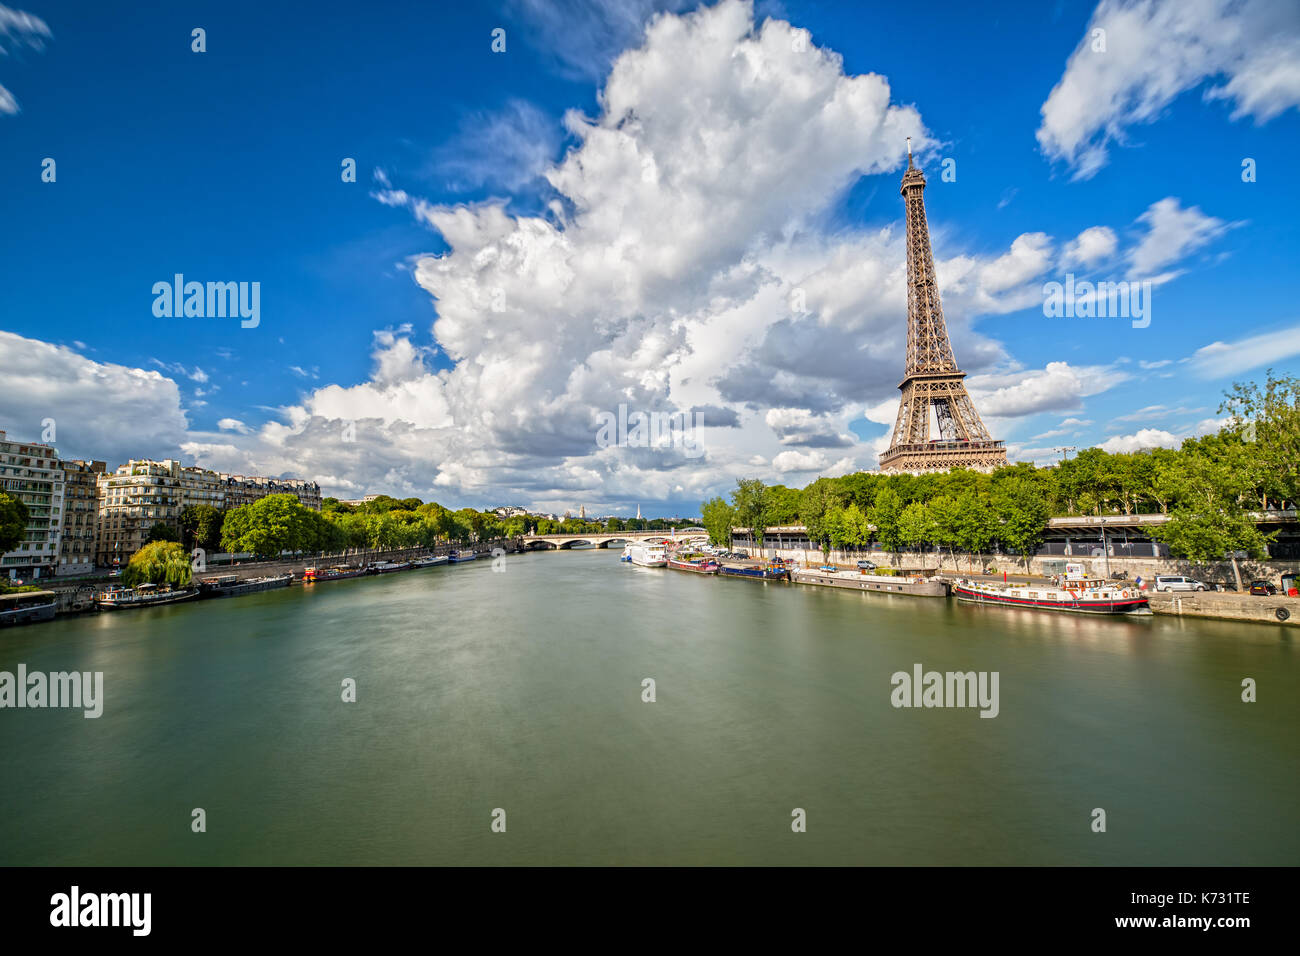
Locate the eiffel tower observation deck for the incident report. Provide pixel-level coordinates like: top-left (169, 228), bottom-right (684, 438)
top-left (879, 139), bottom-right (1008, 473)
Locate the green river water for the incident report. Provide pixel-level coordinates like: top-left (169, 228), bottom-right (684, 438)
top-left (1, 549), bottom-right (1295, 865)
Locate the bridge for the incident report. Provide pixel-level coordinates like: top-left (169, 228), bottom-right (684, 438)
top-left (521, 528), bottom-right (710, 550)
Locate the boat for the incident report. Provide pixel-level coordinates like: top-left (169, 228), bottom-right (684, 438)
top-left (953, 577), bottom-right (1151, 615)
top-left (619, 545), bottom-right (632, 563)
top-left (411, 554), bottom-right (450, 569)
top-left (667, 555), bottom-right (719, 574)
top-left (447, 550), bottom-right (477, 563)
top-left (719, 559), bottom-right (790, 581)
top-left (302, 565), bottom-right (368, 583)
top-left (792, 567), bottom-right (949, 597)
top-left (0, 589), bottom-right (58, 626)
top-left (369, 560), bottom-right (412, 573)
top-left (198, 573), bottom-right (293, 598)
top-left (94, 583), bottom-right (199, 609)
top-left (626, 543), bottom-right (668, 568)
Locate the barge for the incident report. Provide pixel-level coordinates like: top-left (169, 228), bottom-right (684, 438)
top-left (953, 577), bottom-right (1151, 615)
top-left (792, 567), bottom-right (949, 597)
top-left (198, 573), bottom-right (294, 597)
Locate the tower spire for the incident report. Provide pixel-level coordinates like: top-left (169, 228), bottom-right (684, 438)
top-left (880, 149), bottom-right (1007, 474)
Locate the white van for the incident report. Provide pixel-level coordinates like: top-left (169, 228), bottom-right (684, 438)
top-left (1154, 575), bottom-right (1207, 592)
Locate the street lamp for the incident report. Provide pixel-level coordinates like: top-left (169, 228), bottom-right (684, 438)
top-left (1054, 446), bottom-right (1076, 461)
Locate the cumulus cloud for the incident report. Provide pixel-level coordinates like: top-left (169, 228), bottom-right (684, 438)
top-left (1061, 226), bottom-right (1118, 267)
top-left (968, 361), bottom-right (1129, 418)
top-left (1037, 0), bottom-right (1300, 179)
top-left (0, 331), bottom-right (189, 462)
top-left (764, 408), bottom-right (857, 448)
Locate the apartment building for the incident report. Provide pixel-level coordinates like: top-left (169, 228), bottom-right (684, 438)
top-left (224, 474), bottom-right (323, 511)
top-left (58, 458), bottom-right (105, 575)
top-left (94, 459), bottom-right (225, 567)
top-left (0, 430), bottom-right (64, 581)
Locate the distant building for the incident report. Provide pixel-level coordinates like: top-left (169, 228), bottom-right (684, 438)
top-left (58, 459), bottom-right (105, 575)
top-left (338, 494), bottom-right (379, 508)
top-left (0, 430), bottom-right (64, 581)
top-left (222, 474), bottom-right (322, 511)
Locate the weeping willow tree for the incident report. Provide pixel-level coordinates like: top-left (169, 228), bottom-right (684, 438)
top-left (122, 541), bottom-right (193, 588)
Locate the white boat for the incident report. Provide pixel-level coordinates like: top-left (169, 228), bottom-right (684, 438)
top-left (626, 542), bottom-right (668, 568)
top-left (411, 554), bottom-right (450, 568)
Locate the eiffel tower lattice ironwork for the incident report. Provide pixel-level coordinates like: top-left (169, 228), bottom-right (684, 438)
top-left (880, 139), bottom-right (1008, 473)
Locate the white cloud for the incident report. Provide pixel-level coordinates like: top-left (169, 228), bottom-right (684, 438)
top-left (1061, 225), bottom-right (1117, 267)
top-left (1037, 0), bottom-right (1300, 179)
top-left (0, 331), bottom-right (189, 462)
top-left (1187, 323), bottom-right (1300, 378)
top-left (1129, 197), bottom-right (1231, 275)
top-left (217, 418), bottom-right (251, 435)
top-left (968, 361), bottom-right (1128, 418)
top-left (0, 4), bottom-right (51, 116)
top-left (1098, 428), bottom-right (1181, 453)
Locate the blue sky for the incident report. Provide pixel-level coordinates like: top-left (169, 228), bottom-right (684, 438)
top-left (2, 0), bottom-right (1298, 515)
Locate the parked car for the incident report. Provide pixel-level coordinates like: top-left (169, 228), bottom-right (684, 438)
top-left (1249, 580), bottom-right (1278, 596)
top-left (857, 559), bottom-right (877, 571)
top-left (1154, 575), bottom-right (1207, 592)
top-left (732, 550), bottom-right (748, 558)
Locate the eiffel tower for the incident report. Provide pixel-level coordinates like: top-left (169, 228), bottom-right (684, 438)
top-left (879, 139), bottom-right (1008, 473)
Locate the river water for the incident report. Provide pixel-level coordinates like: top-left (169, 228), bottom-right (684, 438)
top-left (1, 549), bottom-right (1295, 865)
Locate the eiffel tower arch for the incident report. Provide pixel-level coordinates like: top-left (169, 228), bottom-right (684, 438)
top-left (879, 140), bottom-right (1008, 474)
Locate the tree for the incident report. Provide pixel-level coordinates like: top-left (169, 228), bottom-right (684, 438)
top-left (799, 478), bottom-right (845, 551)
top-left (870, 486), bottom-right (904, 557)
top-left (123, 541), bottom-right (193, 588)
top-left (731, 479), bottom-right (769, 553)
top-left (221, 494), bottom-right (325, 558)
top-left (145, 521), bottom-right (179, 543)
top-left (1220, 370), bottom-right (1300, 509)
top-left (927, 494), bottom-right (960, 569)
top-left (992, 476), bottom-right (1049, 571)
top-left (0, 492), bottom-right (29, 554)
top-left (180, 505), bottom-right (224, 552)
top-left (898, 501), bottom-right (932, 555)
top-left (1150, 433), bottom-right (1275, 590)
top-left (953, 491), bottom-right (995, 571)
top-left (700, 496), bottom-right (735, 546)
top-left (606, 516), bottom-right (625, 532)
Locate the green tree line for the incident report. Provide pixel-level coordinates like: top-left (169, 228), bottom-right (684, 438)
top-left (701, 372), bottom-right (1300, 567)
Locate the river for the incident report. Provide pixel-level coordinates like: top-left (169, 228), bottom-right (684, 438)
top-left (1, 549), bottom-right (1295, 865)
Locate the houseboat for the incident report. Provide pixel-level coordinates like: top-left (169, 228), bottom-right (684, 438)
top-left (626, 543), bottom-right (668, 568)
top-left (368, 560), bottom-right (411, 574)
top-left (719, 559), bottom-right (790, 581)
top-left (953, 577), bottom-right (1151, 615)
top-left (411, 554), bottom-right (450, 569)
top-left (302, 566), bottom-right (368, 584)
top-left (0, 589), bottom-right (58, 626)
top-left (666, 554), bottom-right (719, 574)
top-left (94, 583), bottom-right (199, 609)
top-left (198, 573), bottom-right (294, 598)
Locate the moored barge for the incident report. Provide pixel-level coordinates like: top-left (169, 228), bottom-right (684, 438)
top-left (198, 573), bottom-right (294, 597)
top-left (953, 577), bottom-right (1151, 615)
